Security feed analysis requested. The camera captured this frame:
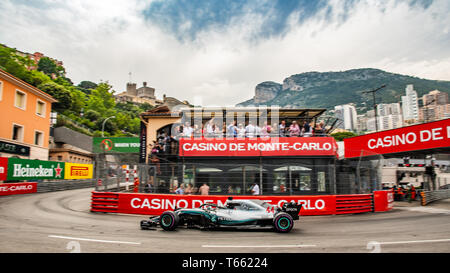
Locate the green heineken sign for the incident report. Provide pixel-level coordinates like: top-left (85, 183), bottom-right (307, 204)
top-left (7, 158), bottom-right (65, 181)
top-left (93, 137), bottom-right (140, 153)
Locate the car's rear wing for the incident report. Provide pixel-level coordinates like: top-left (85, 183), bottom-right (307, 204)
top-left (281, 202), bottom-right (302, 220)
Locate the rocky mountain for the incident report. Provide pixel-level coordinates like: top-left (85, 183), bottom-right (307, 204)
top-left (237, 68), bottom-right (450, 113)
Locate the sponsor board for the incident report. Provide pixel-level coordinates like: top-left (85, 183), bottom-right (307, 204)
top-left (344, 118), bottom-right (450, 158)
top-left (6, 158), bottom-right (64, 181)
top-left (0, 140), bottom-right (30, 156)
top-left (0, 157), bottom-right (8, 181)
top-left (93, 137), bottom-right (140, 153)
top-left (116, 193), bottom-right (336, 216)
top-left (64, 163), bottom-right (93, 179)
top-left (373, 190), bottom-right (394, 212)
top-left (179, 137), bottom-right (338, 157)
top-left (0, 182), bottom-right (37, 196)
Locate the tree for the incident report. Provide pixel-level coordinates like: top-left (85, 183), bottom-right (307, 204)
top-left (78, 81), bottom-right (98, 90)
top-left (37, 82), bottom-right (73, 112)
top-left (37, 57), bottom-right (59, 76)
top-left (331, 131), bottom-right (358, 141)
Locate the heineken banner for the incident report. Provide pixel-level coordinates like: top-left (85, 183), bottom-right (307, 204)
top-left (6, 158), bottom-right (65, 181)
top-left (93, 137), bottom-right (140, 153)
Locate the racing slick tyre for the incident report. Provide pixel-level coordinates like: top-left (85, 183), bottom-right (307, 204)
top-left (273, 212), bottom-right (294, 233)
top-left (160, 211), bottom-right (180, 231)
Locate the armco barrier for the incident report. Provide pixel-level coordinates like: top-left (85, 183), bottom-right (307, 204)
top-left (420, 189), bottom-right (450, 206)
top-left (90, 190), bottom-right (393, 216)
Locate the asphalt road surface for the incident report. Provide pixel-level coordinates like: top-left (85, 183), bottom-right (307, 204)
top-left (0, 188), bottom-right (449, 253)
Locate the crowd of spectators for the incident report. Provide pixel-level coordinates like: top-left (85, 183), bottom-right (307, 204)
top-left (149, 119), bottom-right (328, 156)
top-left (172, 119), bottom-right (328, 139)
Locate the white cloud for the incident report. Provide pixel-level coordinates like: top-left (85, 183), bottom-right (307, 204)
top-left (0, 0), bottom-right (449, 106)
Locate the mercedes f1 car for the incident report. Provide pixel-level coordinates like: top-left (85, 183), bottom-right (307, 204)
top-left (140, 198), bottom-right (302, 233)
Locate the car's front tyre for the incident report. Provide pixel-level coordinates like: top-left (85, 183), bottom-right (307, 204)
top-left (160, 211), bottom-right (179, 231)
top-left (273, 212), bottom-right (294, 233)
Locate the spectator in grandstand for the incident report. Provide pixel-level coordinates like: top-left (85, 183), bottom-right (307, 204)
top-left (271, 122), bottom-right (279, 137)
top-left (237, 123), bottom-right (246, 138)
top-left (199, 183), bottom-right (210, 195)
top-left (245, 120), bottom-right (257, 138)
top-left (227, 121), bottom-right (237, 138)
top-left (279, 120), bottom-right (287, 137)
top-left (183, 122), bottom-right (194, 138)
top-left (314, 121), bottom-right (325, 136)
top-left (194, 124), bottom-right (202, 138)
top-left (302, 120), bottom-right (313, 137)
top-left (250, 182), bottom-right (260, 195)
top-left (205, 120), bottom-right (215, 138)
top-left (261, 121), bottom-right (271, 138)
top-left (185, 183), bottom-right (194, 195)
top-left (175, 183), bottom-right (185, 194)
top-left (289, 121), bottom-right (301, 137)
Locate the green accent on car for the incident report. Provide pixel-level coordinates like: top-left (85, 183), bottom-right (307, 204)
top-left (277, 217), bottom-right (291, 230)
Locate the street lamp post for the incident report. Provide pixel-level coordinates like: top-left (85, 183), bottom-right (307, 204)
top-left (101, 116), bottom-right (116, 137)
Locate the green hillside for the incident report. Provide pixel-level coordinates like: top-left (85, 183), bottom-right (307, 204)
top-left (238, 68), bottom-right (450, 113)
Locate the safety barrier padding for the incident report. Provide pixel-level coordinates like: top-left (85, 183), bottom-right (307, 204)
top-left (335, 194), bottom-right (373, 214)
top-left (90, 190), bottom-right (394, 216)
top-left (91, 192), bottom-right (119, 213)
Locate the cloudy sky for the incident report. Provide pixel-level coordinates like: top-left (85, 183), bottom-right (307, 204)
top-left (0, 0), bottom-right (449, 106)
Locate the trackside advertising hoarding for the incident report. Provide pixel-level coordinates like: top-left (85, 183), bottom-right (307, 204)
top-left (93, 137), bottom-right (140, 153)
top-left (344, 118), bottom-right (450, 158)
top-left (6, 158), bottom-right (65, 181)
top-left (117, 193), bottom-right (337, 216)
top-left (64, 163), bottom-right (93, 179)
top-left (0, 182), bottom-right (37, 196)
top-left (0, 157), bottom-right (7, 181)
top-left (179, 137), bottom-right (338, 157)
top-left (0, 157), bottom-right (93, 181)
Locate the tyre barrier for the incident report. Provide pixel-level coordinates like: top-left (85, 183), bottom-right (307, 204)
top-left (420, 189), bottom-right (450, 206)
top-left (90, 190), bottom-right (393, 216)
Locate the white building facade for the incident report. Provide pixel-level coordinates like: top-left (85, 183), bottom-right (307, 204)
top-left (401, 84), bottom-right (419, 122)
top-left (334, 104), bottom-right (358, 131)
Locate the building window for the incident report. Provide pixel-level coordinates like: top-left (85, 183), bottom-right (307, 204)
top-left (12, 124), bottom-right (24, 142)
top-left (15, 90), bottom-right (27, 110)
top-left (57, 155), bottom-right (62, 161)
top-left (36, 100), bottom-right (46, 117)
top-left (34, 131), bottom-right (44, 146)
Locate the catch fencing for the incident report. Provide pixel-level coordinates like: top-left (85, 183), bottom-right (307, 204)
top-left (420, 189), bottom-right (450, 206)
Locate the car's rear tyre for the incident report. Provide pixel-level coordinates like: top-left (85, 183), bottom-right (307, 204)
top-left (160, 211), bottom-right (179, 231)
top-left (273, 212), bottom-right (294, 233)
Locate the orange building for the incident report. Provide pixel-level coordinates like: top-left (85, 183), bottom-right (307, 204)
top-left (0, 69), bottom-right (57, 160)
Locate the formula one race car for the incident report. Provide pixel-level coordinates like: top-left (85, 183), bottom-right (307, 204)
top-left (140, 198), bottom-right (302, 233)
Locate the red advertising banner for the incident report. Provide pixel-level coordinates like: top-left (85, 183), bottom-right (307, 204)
top-left (117, 193), bottom-right (337, 216)
top-left (0, 157), bottom-right (8, 181)
top-left (0, 182), bottom-right (37, 196)
top-left (344, 118), bottom-right (450, 158)
top-left (373, 190), bottom-right (394, 212)
top-left (179, 137), bottom-right (338, 157)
